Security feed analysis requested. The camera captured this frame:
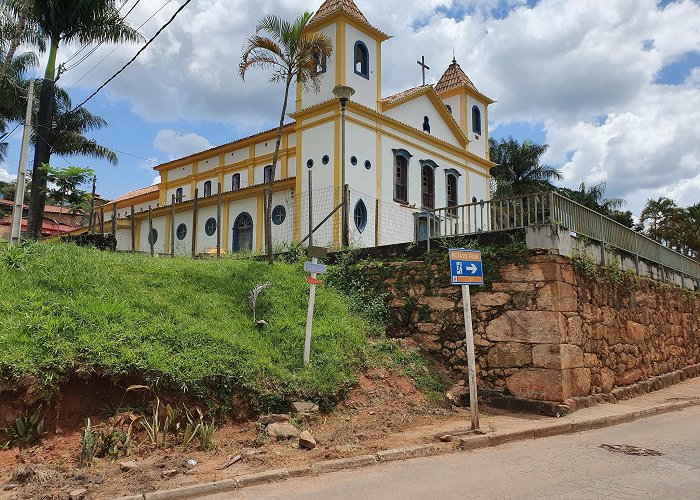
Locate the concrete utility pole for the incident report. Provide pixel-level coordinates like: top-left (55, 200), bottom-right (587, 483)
top-left (10, 80), bottom-right (34, 246)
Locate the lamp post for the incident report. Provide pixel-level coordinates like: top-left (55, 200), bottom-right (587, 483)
top-left (332, 84), bottom-right (355, 247)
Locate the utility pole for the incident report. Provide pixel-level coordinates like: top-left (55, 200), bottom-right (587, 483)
top-left (88, 175), bottom-right (96, 234)
top-left (10, 80), bottom-right (34, 246)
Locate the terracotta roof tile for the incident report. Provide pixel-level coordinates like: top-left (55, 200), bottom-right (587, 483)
top-left (381, 85), bottom-right (431, 105)
top-left (311, 0), bottom-right (368, 25)
top-left (308, 0), bottom-right (389, 39)
top-left (110, 185), bottom-right (159, 204)
top-left (435, 58), bottom-right (477, 94)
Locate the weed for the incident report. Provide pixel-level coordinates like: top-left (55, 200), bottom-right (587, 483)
top-left (140, 397), bottom-right (162, 446)
top-left (8, 406), bottom-right (44, 449)
top-left (79, 418), bottom-right (100, 467)
top-left (1, 241), bottom-right (37, 269)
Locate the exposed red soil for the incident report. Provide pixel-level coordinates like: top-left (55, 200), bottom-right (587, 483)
top-left (0, 368), bottom-right (471, 499)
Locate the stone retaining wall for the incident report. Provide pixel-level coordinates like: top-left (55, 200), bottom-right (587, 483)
top-left (376, 253), bottom-right (700, 402)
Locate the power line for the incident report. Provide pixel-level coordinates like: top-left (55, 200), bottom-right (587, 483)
top-left (62, 0), bottom-right (145, 71)
top-left (67, 0), bottom-right (174, 90)
top-left (74, 0), bottom-right (192, 110)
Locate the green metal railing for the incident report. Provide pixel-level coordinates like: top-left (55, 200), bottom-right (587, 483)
top-left (423, 191), bottom-right (700, 283)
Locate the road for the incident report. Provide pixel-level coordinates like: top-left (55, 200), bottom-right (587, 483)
top-left (202, 405), bottom-right (700, 499)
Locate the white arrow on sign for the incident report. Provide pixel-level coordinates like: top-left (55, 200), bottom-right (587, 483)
top-left (466, 263), bottom-right (478, 274)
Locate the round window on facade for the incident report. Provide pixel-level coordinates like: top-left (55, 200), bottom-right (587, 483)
top-left (307, 159), bottom-right (314, 169)
top-left (350, 156), bottom-right (358, 166)
top-left (364, 160), bottom-right (371, 170)
top-left (272, 205), bottom-right (286, 225)
top-left (205, 217), bottom-right (217, 236)
top-left (176, 223), bottom-right (187, 241)
top-left (148, 228), bottom-right (158, 245)
top-left (322, 155), bottom-right (330, 165)
top-left (354, 199), bottom-right (367, 233)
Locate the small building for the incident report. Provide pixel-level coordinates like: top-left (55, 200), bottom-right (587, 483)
top-left (97, 0), bottom-right (495, 255)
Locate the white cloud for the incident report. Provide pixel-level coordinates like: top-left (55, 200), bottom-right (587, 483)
top-left (152, 175), bottom-right (161, 185)
top-left (153, 129), bottom-right (212, 160)
top-left (0, 168), bottom-right (16, 183)
top-left (52, 0), bottom-right (700, 212)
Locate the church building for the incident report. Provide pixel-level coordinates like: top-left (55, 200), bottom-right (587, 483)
top-left (100, 0), bottom-right (495, 255)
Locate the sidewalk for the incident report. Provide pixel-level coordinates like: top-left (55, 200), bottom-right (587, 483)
top-left (117, 377), bottom-right (700, 500)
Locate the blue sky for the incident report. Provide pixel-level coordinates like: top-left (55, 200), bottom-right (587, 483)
top-left (1, 0), bottom-right (699, 216)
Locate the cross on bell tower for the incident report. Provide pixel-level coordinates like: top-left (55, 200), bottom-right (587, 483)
top-left (417, 56), bottom-right (430, 86)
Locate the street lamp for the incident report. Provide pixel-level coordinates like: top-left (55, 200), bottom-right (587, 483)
top-left (332, 84), bottom-right (355, 247)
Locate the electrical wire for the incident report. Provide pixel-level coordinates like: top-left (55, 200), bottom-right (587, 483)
top-left (67, 0), bottom-right (174, 90)
top-left (73, 0), bottom-right (189, 108)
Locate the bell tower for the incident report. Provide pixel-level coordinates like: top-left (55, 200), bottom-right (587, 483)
top-left (297, 0), bottom-right (390, 111)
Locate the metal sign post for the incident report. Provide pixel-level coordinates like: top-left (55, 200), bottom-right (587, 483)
top-left (303, 246), bottom-right (328, 366)
top-left (449, 248), bottom-right (484, 430)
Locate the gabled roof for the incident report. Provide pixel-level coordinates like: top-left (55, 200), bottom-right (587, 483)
top-left (381, 85), bottom-right (432, 105)
top-left (435, 58), bottom-right (478, 94)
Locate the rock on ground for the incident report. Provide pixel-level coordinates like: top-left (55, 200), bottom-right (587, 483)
top-left (298, 430), bottom-right (317, 450)
top-left (266, 422), bottom-right (300, 440)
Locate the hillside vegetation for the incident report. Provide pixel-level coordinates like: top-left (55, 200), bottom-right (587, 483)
top-left (0, 243), bottom-right (372, 411)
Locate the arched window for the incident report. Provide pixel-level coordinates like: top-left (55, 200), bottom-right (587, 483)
top-left (203, 180), bottom-right (212, 197)
top-left (312, 51), bottom-right (326, 74)
top-left (354, 41), bottom-right (369, 78)
top-left (263, 165), bottom-right (273, 183)
top-left (445, 104), bottom-right (452, 114)
top-left (176, 223), bottom-right (187, 241)
top-left (175, 187), bottom-right (183, 203)
top-left (354, 199), bottom-right (367, 233)
top-left (204, 217), bottom-right (217, 236)
top-left (392, 148), bottom-right (412, 204)
top-left (232, 173), bottom-right (240, 191)
top-left (423, 116), bottom-right (431, 134)
top-left (472, 105), bottom-right (482, 135)
top-left (420, 160), bottom-right (437, 209)
top-left (445, 168), bottom-right (461, 216)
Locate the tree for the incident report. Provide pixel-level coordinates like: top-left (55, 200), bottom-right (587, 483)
top-left (45, 87), bottom-right (118, 166)
top-left (488, 136), bottom-right (562, 197)
top-left (640, 197), bottom-right (681, 246)
top-left (0, 0), bottom-right (44, 84)
top-left (557, 181), bottom-right (634, 228)
top-left (41, 163), bottom-right (93, 211)
top-left (0, 0), bottom-right (142, 239)
top-left (240, 12), bottom-right (332, 264)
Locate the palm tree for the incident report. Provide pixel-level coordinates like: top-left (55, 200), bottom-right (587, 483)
top-left (640, 197), bottom-right (682, 247)
top-left (39, 86), bottom-right (118, 165)
top-left (681, 204), bottom-right (700, 258)
top-left (240, 12), bottom-right (333, 264)
top-left (488, 136), bottom-right (562, 197)
top-left (0, 0), bottom-right (142, 239)
top-left (0, 0), bottom-right (44, 84)
top-left (0, 50), bottom-right (36, 161)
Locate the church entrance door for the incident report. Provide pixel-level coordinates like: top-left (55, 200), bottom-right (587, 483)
top-left (232, 212), bottom-right (253, 252)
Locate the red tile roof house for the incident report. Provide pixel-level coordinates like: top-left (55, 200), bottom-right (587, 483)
top-left (0, 199), bottom-right (86, 240)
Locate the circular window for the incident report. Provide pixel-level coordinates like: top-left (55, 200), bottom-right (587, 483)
top-left (205, 217), bottom-right (217, 236)
top-left (364, 160), bottom-right (371, 170)
top-left (147, 228), bottom-right (158, 245)
top-left (176, 223), bottom-right (187, 241)
top-left (307, 159), bottom-right (314, 168)
top-left (350, 156), bottom-right (358, 166)
top-left (354, 199), bottom-right (367, 233)
top-left (272, 205), bottom-right (286, 225)
top-left (322, 155), bottom-right (329, 165)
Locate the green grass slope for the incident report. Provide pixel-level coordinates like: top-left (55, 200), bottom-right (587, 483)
top-left (0, 243), bottom-right (370, 411)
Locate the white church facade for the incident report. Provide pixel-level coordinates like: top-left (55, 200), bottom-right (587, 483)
top-left (98, 0), bottom-right (495, 255)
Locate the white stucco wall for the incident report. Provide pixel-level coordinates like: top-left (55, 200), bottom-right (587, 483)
top-left (300, 24), bottom-right (337, 109)
top-left (225, 148), bottom-right (248, 165)
top-left (223, 170), bottom-right (248, 192)
top-left (467, 95), bottom-right (487, 159)
top-left (442, 95), bottom-right (461, 126)
top-left (345, 24), bottom-right (378, 110)
top-left (165, 184), bottom-right (191, 204)
top-left (198, 157), bottom-right (218, 173)
top-left (166, 164), bottom-right (192, 181)
top-left (138, 216), bottom-right (166, 254)
top-left (383, 95), bottom-right (461, 148)
top-left (228, 197), bottom-right (259, 253)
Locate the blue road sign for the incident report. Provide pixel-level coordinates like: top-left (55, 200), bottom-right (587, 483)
top-left (449, 248), bottom-right (484, 286)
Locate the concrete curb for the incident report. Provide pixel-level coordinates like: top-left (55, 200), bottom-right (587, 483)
top-left (124, 399), bottom-right (699, 500)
